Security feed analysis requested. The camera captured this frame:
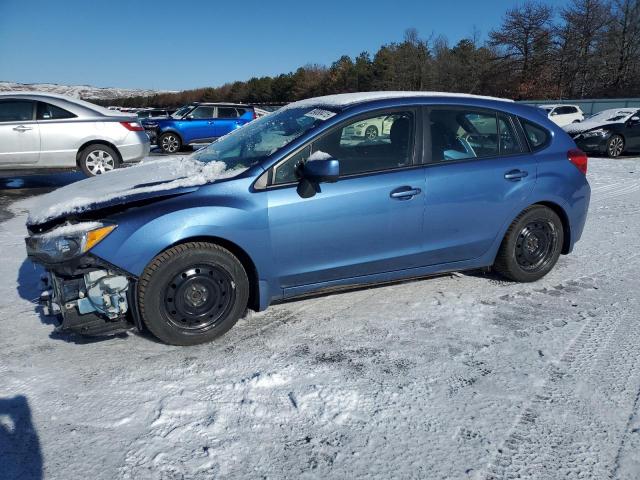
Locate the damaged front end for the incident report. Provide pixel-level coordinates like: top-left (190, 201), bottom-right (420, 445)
top-left (26, 222), bottom-right (140, 336)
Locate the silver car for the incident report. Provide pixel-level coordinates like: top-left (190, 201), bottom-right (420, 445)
top-left (0, 92), bottom-right (150, 176)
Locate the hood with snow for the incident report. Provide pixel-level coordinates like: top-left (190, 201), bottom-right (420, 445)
top-left (564, 108), bottom-right (638, 134)
top-left (27, 157), bottom-right (245, 227)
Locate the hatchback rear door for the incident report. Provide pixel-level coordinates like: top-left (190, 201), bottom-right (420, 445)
top-left (421, 106), bottom-right (536, 265)
top-left (0, 99), bottom-right (40, 165)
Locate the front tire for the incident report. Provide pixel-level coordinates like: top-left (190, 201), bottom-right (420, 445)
top-left (138, 242), bottom-right (249, 346)
top-left (159, 132), bottom-right (182, 154)
top-left (607, 134), bottom-right (625, 158)
top-left (493, 205), bottom-right (563, 282)
top-left (79, 144), bottom-right (120, 176)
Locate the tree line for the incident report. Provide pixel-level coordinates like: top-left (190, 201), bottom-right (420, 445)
top-left (98, 0), bottom-right (640, 108)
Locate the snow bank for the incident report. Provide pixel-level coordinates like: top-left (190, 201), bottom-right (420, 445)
top-left (27, 158), bottom-right (245, 225)
top-left (286, 91), bottom-right (513, 110)
top-left (40, 221), bottom-right (104, 239)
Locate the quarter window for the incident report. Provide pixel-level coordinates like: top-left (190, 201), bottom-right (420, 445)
top-left (521, 119), bottom-right (549, 151)
top-left (0, 101), bottom-right (34, 122)
top-left (37, 102), bottom-right (76, 120)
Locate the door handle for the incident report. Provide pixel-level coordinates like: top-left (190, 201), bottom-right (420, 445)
top-left (390, 187), bottom-right (422, 200)
top-left (13, 125), bottom-right (33, 132)
top-left (504, 169), bottom-right (528, 181)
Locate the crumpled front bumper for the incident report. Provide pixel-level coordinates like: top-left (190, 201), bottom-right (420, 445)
top-left (38, 266), bottom-right (139, 337)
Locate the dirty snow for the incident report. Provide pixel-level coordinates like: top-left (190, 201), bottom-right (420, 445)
top-left (27, 158), bottom-right (245, 225)
top-left (1, 157), bottom-right (640, 479)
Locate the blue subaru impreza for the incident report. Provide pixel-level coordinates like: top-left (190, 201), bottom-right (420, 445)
top-left (25, 92), bottom-right (590, 345)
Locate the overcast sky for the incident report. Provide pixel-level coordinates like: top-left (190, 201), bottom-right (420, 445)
top-left (0, 0), bottom-right (570, 91)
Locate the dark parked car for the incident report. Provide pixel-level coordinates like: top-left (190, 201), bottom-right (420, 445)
top-left (142, 103), bottom-right (256, 153)
top-left (25, 92), bottom-right (590, 346)
top-left (564, 108), bottom-right (640, 157)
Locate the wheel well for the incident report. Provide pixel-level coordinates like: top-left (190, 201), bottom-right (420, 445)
top-left (534, 201), bottom-right (571, 254)
top-left (165, 236), bottom-right (260, 311)
top-left (76, 140), bottom-right (122, 167)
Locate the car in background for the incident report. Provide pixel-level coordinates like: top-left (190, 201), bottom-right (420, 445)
top-left (342, 113), bottom-right (401, 140)
top-left (142, 103), bottom-right (256, 153)
top-left (0, 92), bottom-right (150, 176)
top-left (137, 108), bottom-right (171, 121)
top-left (25, 92), bottom-right (590, 345)
top-left (541, 104), bottom-right (584, 126)
top-left (564, 108), bottom-right (640, 158)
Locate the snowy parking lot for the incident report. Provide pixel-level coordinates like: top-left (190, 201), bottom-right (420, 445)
top-left (1, 156), bottom-right (640, 479)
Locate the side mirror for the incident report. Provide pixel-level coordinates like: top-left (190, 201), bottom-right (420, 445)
top-left (630, 116), bottom-right (640, 124)
top-left (550, 111), bottom-right (558, 116)
top-left (302, 158), bottom-right (340, 183)
top-left (185, 114), bottom-right (194, 120)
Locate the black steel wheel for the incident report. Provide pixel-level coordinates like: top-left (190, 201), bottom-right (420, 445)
top-left (164, 264), bottom-right (235, 332)
top-left (138, 242), bottom-right (249, 345)
top-left (493, 205), bottom-right (564, 282)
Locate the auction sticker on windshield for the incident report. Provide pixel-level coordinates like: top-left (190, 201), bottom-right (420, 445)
top-left (304, 109), bottom-right (336, 121)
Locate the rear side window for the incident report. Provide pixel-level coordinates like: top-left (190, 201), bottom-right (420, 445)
top-left (37, 102), bottom-right (76, 120)
top-left (556, 106), bottom-right (576, 115)
top-left (521, 119), bottom-right (550, 151)
top-left (0, 101), bottom-right (34, 122)
top-left (217, 107), bottom-right (239, 118)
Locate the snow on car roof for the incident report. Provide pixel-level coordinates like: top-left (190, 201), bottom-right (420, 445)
top-left (285, 91), bottom-right (514, 110)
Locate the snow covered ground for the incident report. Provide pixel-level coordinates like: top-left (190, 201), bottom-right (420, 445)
top-left (1, 157), bottom-right (639, 479)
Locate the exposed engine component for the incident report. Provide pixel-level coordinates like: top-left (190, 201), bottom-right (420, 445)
top-left (77, 270), bottom-right (129, 319)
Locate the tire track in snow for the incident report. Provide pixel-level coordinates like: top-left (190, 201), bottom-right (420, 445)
top-left (481, 266), bottom-right (640, 479)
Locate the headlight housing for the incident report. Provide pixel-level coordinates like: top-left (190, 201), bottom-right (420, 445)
top-left (26, 223), bottom-right (116, 263)
top-left (581, 128), bottom-right (610, 138)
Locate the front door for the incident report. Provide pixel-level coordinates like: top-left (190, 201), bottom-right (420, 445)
top-left (0, 100), bottom-right (40, 165)
top-left (264, 108), bottom-right (426, 291)
top-left (185, 105), bottom-right (217, 143)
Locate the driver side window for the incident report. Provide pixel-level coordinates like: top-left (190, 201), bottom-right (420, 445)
top-left (271, 110), bottom-right (415, 185)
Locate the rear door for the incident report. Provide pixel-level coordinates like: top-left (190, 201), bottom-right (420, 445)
top-left (36, 101), bottom-right (78, 167)
top-left (0, 99), bottom-right (40, 165)
top-left (422, 106), bottom-right (536, 265)
top-left (214, 107), bottom-right (241, 137)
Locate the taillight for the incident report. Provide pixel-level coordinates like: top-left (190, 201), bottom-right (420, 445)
top-left (120, 121), bottom-right (144, 132)
top-left (568, 149), bottom-right (588, 174)
top-left (252, 109), bottom-right (257, 120)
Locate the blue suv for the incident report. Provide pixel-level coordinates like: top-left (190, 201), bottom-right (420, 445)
top-left (25, 92), bottom-right (590, 345)
top-left (142, 103), bottom-right (256, 153)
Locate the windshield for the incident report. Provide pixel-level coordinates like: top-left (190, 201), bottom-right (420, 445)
top-left (190, 106), bottom-right (337, 171)
top-left (171, 106), bottom-right (192, 119)
top-left (585, 109), bottom-right (636, 123)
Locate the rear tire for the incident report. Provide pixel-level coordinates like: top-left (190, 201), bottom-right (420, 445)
top-left (138, 242), bottom-right (249, 346)
top-left (606, 134), bottom-right (625, 158)
top-left (493, 205), bottom-right (564, 282)
top-left (159, 132), bottom-right (182, 154)
top-left (78, 144), bottom-right (120, 176)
